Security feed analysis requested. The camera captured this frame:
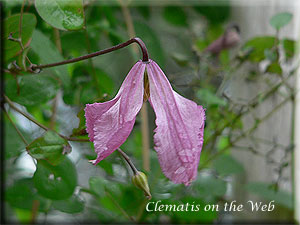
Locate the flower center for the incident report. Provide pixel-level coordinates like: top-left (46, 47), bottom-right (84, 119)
top-left (143, 71), bottom-right (150, 102)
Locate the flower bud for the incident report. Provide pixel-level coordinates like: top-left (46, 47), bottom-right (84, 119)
top-left (132, 171), bottom-right (151, 199)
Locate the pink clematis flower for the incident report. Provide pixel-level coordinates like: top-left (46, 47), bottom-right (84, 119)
top-left (85, 59), bottom-right (205, 185)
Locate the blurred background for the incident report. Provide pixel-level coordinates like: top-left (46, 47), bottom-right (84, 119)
top-left (2, 0), bottom-right (299, 223)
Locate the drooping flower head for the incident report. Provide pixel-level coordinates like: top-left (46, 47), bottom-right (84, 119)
top-left (85, 59), bottom-right (205, 186)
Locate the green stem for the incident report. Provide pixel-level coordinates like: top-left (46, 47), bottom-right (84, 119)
top-left (117, 148), bottom-right (139, 175)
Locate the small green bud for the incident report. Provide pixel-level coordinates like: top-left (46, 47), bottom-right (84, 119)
top-left (132, 171), bottom-right (151, 199)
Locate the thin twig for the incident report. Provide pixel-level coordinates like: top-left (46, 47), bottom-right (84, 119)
top-left (201, 95), bottom-right (293, 169)
top-left (4, 109), bottom-right (28, 145)
top-left (4, 95), bottom-right (90, 143)
top-left (30, 37), bottom-right (149, 71)
top-left (30, 200), bottom-right (40, 224)
top-left (4, 95), bottom-right (49, 131)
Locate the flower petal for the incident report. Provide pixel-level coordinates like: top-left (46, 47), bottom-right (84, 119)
top-left (147, 60), bottom-right (205, 185)
top-left (85, 61), bottom-right (146, 164)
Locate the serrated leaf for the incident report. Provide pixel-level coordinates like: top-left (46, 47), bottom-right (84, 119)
top-left (3, 13), bottom-right (37, 61)
top-left (270, 12), bottom-right (292, 30)
top-left (5, 74), bottom-right (59, 107)
top-left (26, 131), bottom-right (71, 166)
top-left (213, 154), bottom-right (244, 176)
top-left (33, 157), bottom-right (77, 200)
top-left (53, 195), bottom-right (84, 214)
top-left (30, 30), bottom-right (70, 87)
top-left (163, 7), bottom-right (187, 27)
top-left (246, 182), bottom-right (293, 209)
top-left (35, 0), bottom-right (84, 30)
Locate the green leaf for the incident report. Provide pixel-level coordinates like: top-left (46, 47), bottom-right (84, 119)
top-left (35, 0), bottom-right (84, 30)
top-left (246, 182), bottom-right (293, 209)
top-left (89, 177), bottom-right (121, 198)
top-left (163, 7), bottom-right (187, 27)
top-left (14, 209), bottom-right (32, 223)
top-left (30, 30), bottom-right (70, 86)
top-left (219, 50), bottom-right (230, 66)
top-left (98, 160), bottom-right (114, 176)
top-left (3, 13), bottom-right (37, 61)
top-left (5, 121), bottom-right (28, 159)
top-left (244, 36), bottom-right (277, 62)
top-left (196, 89), bottom-right (226, 107)
top-left (5, 178), bottom-right (49, 212)
top-left (5, 74), bottom-right (59, 107)
top-left (266, 62), bottom-right (282, 74)
top-left (194, 175), bottom-right (227, 200)
top-left (26, 131), bottom-right (71, 166)
top-left (33, 157), bottom-right (77, 200)
top-left (89, 176), bottom-right (107, 197)
top-left (63, 66), bottom-right (114, 105)
top-left (270, 12), bottom-right (292, 30)
top-left (134, 21), bottom-right (165, 67)
top-left (213, 154), bottom-right (244, 176)
top-left (71, 109), bottom-right (87, 137)
top-left (217, 136), bottom-right (230, 150)
top-left (53, 195), bottom-right (84, 214)
top-left (283, 39), bottom-right (295, 59)
top-left (3, 0), bottom-right (24, 9)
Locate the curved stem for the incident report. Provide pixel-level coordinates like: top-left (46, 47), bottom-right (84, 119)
top-left (117, 148), bottom-right (139, 175)
top-left (30, 37), bottom-right (149, 72)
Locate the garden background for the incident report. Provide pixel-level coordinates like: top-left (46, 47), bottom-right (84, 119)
top-left (1, 0), bottom-right (299, 223)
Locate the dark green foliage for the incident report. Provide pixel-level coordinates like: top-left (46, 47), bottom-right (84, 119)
top-left (5, 74), bottom-right (59, 106)
top-left (33, 157), bottom-right (77, 200)
top-left (4, 13), bottom-right (37, 61)
top-left (194, 2), bottom-right (231, 24)
top-left (35, 0), bottom-right (84, 30)
top-left (163, 7), bottom-right (187, 27)
top-left (243, 36), bottom-right (277, 62)
top-left (26, 130), bottom-right (71, 165)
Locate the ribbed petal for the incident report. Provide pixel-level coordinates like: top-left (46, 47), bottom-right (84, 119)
top-left (147, 60), bottom-right (205, 186)
top-left (85, 61), bottom-right (145, 164)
